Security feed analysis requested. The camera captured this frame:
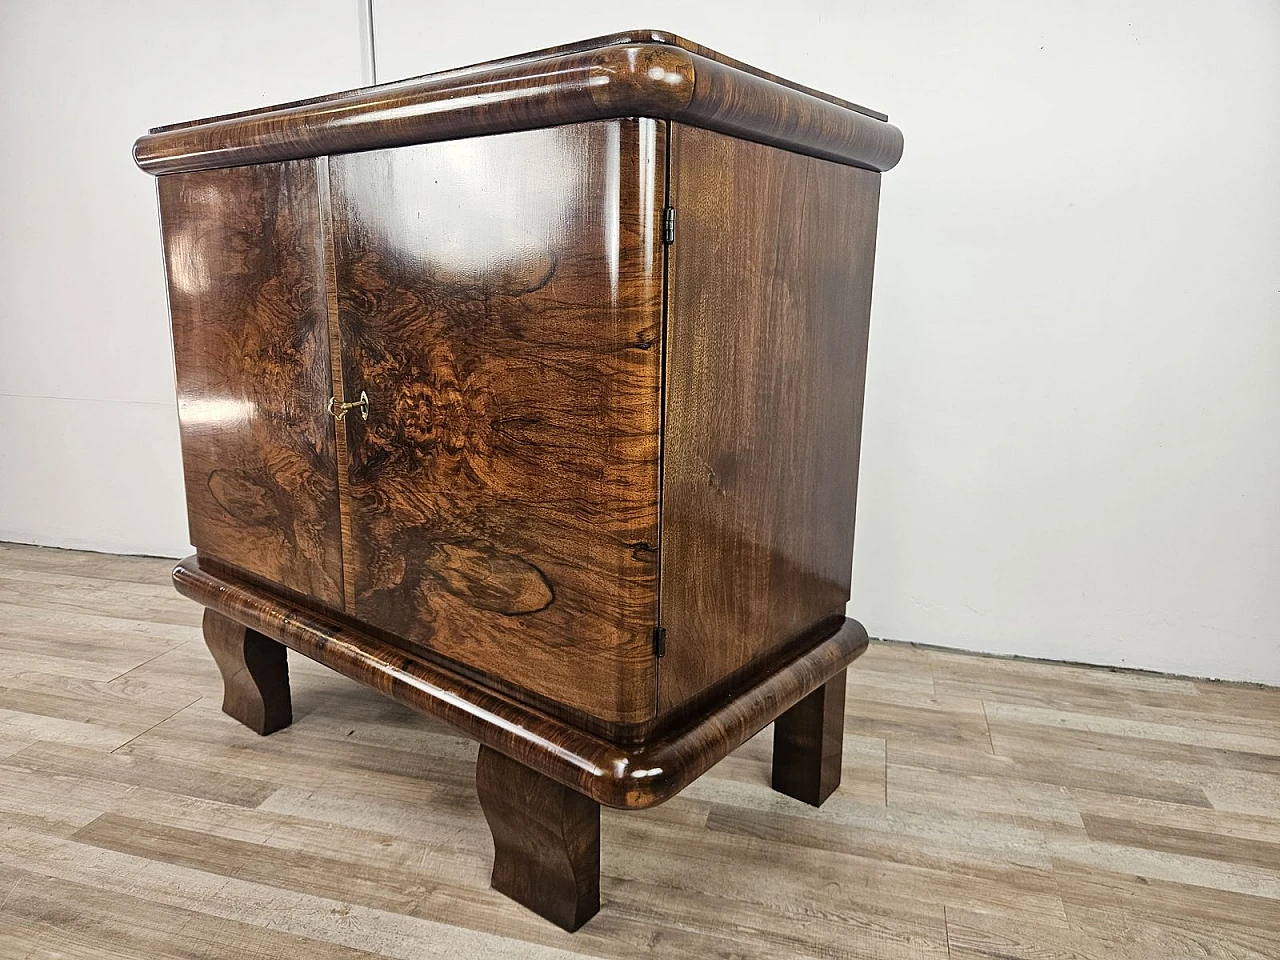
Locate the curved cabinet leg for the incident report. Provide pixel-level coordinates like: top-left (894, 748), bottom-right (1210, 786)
top-left (771, 667), bottom-right (846, 806)
top-left (202, 608), bottom-right (292, 736)
top-left (476, 745), bottom-right (600, 931)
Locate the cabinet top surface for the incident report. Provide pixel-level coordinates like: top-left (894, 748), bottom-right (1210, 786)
top-left (149, 30), bottom-right (886, 135)
top-left (134, 29), bottom-right (903, 176)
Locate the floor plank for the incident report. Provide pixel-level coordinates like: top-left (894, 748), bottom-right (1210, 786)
top-left (0, 541), bottom-right (1277, 958)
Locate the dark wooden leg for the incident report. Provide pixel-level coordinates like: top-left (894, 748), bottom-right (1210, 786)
top-left (771, 668), bottom-right (846, 806)
top-left (202, 608), bottom-right (292, 736)
top-left (475, 744), bottom-right (600, 931)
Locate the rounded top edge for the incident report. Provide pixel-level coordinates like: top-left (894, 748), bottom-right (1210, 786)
top-left (878, 121), bottom-right (906, 172)
top-left (586, 43), bottom-right (696, 116)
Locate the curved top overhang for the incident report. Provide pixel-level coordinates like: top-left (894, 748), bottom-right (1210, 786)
top-left (134, 30), bottom-right (904, 176)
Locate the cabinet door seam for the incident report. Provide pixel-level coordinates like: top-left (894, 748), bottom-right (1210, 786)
top-left (316, 155), bottom-right (357, 612)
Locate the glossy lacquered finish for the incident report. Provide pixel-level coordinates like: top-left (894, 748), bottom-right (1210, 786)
top-left (328, 121), bottom-right (665, 725)
top-left (202, 609), bottom-right (292, 736)
top-left (162, 124), bottom-right (665, 728)
top-left (146, 30), bottom-right (887, 131)
top-left (174, 555), bottom-right (869, 810)
top-left (133, 32), bottom-right (903, 176)
top-left (142, 30), bottom-right (898, 931)
top-left (160, 161), bottom-right (344, 608)
top-left (477, 745), bottom-right (601, 931)
top-left (658, 124), bottom-right (881, 716)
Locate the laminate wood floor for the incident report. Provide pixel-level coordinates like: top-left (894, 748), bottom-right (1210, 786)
top-left (0, 541), bottom-right (1277, 959)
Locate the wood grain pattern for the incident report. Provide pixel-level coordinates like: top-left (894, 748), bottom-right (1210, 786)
top-left (160, 161), bottom-right (345, 608)
top-left (145, 30), bottom-right (886, 133)
top-left (171, 554), bottom-right (868, 809)
top-left (657, 123), bottom-right (882, 715)
top-left (133, 34), bottom-right (902, 176)
top-left (327, 121), bottom-right (665, 726)
top-left (476, 745), bottom-right (600, 931)
top-left (201, 609), bottom-right (292, 736)
top-left (771, 668), bottom-right (847, 806)
top-left (136, 33), bottom-right (905, 935)
top-left (4, 542), bottom-right (1279, 959)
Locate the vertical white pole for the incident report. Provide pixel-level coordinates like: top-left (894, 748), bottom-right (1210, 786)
top-left (358, 0), bottom-right (378, 85)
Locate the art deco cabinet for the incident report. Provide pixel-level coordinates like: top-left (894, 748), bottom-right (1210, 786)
top-left (135, 30), bottom-right (902, 930)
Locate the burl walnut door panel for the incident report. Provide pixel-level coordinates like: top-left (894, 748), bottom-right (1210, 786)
top-left (160, 161), bottom-right (345, 607)
top-left (657, 125), bottom-right (882, 714)
top-left (327, 120), bottom-right (666, 725)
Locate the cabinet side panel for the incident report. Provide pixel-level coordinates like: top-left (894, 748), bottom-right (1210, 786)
top-left (329, 120), bottom-right (664, 725)
top-left (658, 125), bottom-right (881, 715)
top-left (160, 161), bottom-right (344, 608)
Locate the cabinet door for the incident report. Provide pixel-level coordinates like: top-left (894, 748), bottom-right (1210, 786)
top-left (328, 120), bottom-right (665, 726)
top-left (161, 161), bottom-right (345, 607)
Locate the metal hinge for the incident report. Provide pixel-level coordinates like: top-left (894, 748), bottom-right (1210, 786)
top-left (653, 625), bottom-right (667, 658)
top-left (662, 206), bottom-right (676, 245)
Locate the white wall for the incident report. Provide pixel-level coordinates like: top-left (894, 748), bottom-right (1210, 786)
top-left (0, 0), bottom-right (366, 557)
top-left (2, 2), bottom-right (1277, 684)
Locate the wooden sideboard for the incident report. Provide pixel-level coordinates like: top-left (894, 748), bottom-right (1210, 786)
top-left (135, 29), bottom-right (902, 931)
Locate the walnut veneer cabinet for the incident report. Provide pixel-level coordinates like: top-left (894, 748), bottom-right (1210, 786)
top-left (135, 30), bottom-right (902, 931)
